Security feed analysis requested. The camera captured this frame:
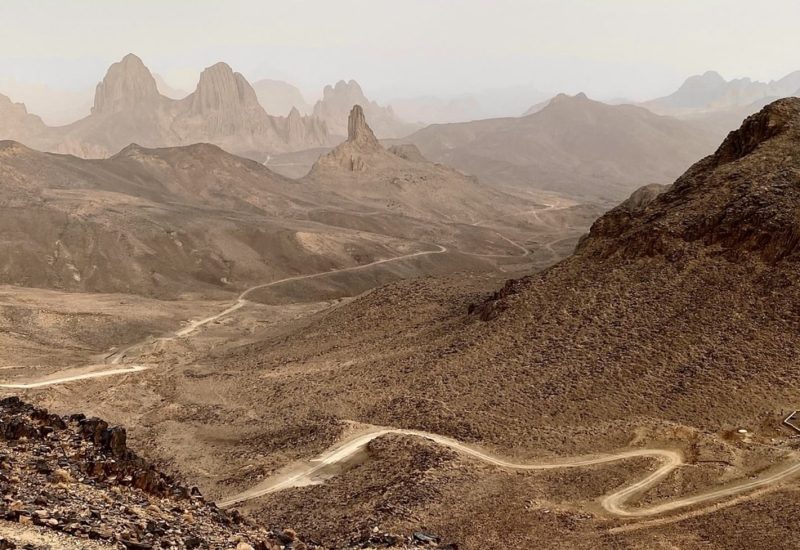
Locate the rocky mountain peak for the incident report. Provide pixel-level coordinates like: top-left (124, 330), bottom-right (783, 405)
top-left (324, 79), bottom-right (365, 100)
top-left (713, 97), bottom-right (797, 165)
top-left (347, 104), bottom-right (379, 146)
top-left (190, 62), bottom-right (261, 114)
top-left (92, 53), bottom-right (160, 114)
top-left (580, 98), bottom-right (800, 263)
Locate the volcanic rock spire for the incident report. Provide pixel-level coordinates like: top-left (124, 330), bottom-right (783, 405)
top-left (347, 104), bottom-right (380, 148)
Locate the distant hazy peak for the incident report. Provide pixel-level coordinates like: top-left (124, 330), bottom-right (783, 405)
top-left (190, 62), bottom-right (261, 112)
top-left (92, 53), bottom-right (160, 114)
top-left (325, 79), bottom-right (365, 97)
top-left (549, 92), bottom-right (590, 104)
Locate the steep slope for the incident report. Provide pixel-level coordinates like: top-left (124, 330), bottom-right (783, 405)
top-left (401, 93), bottom-right (720, 199)
top-left (170, 62), bottom-right (289, 160)
top-left (193, 98), bottom-right (800, 547)
top-left (252, 78), bottom-right (311, 116)
top-left (268, 97), bottom-right (800, 443)
top-left (47, 54), bottom-right (176, 158)
top-left (0, 54), bottom-right (333, 161)
top-left (312, 80), bottom-right (418, 139)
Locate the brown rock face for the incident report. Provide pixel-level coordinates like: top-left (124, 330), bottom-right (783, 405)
top-left (92, 53), bottom-right (160, 114)
top-left (0, 54), bottom-right (334, 160)
top-left (188, 62), bottom-right (262, 115)
top-left (580, 97), bottom-right (800, 263)
top-left (347, 104), bottom-right (379, 147)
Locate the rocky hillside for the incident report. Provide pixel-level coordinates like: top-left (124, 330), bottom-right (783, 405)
top-left (0, 139), bottom-right (422, 297)
top-left (579, 97), bottom-right (800, 262)
top-left (398, 93), bottom-right (721, 200)
top-left (206, 99), bottom-right (800, 548)
top-left (0, 397), bottom-right (457, 550)
top-left (307, 105), bottom-right (525, 223)
top-left (0, 397), bottom-right (293, 549)
top-left (0, 55), bottom-right (333, 161)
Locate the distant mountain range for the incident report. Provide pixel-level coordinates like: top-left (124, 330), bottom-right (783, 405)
top-left (642, 70), bottom-right (800, 116)
top-left (0, 54), bottom-right (332, 161)
top-left (397, 93), bottom-right (722, 200)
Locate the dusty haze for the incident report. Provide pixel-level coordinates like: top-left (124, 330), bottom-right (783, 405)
top-left (3, 0), bottom-right (800, 104)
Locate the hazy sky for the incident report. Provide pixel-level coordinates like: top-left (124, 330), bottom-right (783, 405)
top-left (2, 0), bottom-right (799, 102)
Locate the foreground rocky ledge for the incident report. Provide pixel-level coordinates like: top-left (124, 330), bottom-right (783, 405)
top-left (0, 397), bottom-right (455, 550)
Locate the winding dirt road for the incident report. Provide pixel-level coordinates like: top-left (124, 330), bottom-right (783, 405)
top-left (127, 243), bottom-right (448, 346)
top-left (5, 198), bottom-right (799, 522)
top-left (0, 366), bottom-right (149, 389)
top-left (217, 425), bottom-right (800, 518)
top-left (3, 244), bottom-right (449, 383)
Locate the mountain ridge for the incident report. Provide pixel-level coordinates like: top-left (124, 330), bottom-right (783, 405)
top-left (0, 54), bottom-right (334, 161)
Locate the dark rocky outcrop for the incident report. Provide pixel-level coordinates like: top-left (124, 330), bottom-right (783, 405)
top-left (474, 98), bottom-right (800, 318)
top-left (0, 397), bottom-right (457, 549)
top-left (576, 98), bottom-right (800, 262)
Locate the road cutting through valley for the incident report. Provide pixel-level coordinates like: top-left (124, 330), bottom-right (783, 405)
top-left (0, 366), bottom-right (149, 389)
top-left (4, 199), bottom-right (798, 522)
top-left (0, 244), bottom-right (449, 386)
top-left (217, 425), bottom-right (800, 519)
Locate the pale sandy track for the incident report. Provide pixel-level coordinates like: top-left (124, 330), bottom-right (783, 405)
top-left (164, 243), bottom-right (448, 341)
top-left (2, 244), bottom-right (448, 383)
top-left (0, 366), bottom-right (149, 389)
top-left (217, 426), bottom-right (800, 518)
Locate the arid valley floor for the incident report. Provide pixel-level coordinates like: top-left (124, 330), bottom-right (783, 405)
top-left (2, 31), bottom-right (800, 549)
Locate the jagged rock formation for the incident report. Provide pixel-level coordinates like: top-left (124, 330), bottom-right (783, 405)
top-left (311, 105), bottom-right (387, 173)
top-left (92, 54), bottom-right (161, 114)
top-left (312, 80), bottom-right (418, 139)
top-left (0, 54), bottom-right (334, 161)
top-left (347, 103), bottom-right (379, 147)
top-left (307, 105), bottom-right (521, 222)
